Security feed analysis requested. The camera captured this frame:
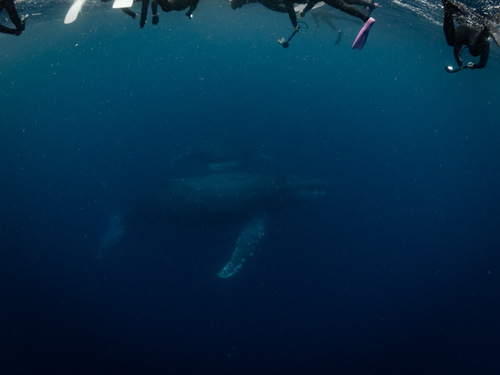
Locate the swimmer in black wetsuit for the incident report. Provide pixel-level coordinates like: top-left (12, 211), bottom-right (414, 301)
top-left (442, 0), bottom-right (491, 71)
top-left (106, 0), bottom-right (197, 27)
top-left (156, 0), bottom-right (199, 19)
top-left (297, 0), bottom-right (377, 21)
top-left (103, 0), bottom-right (159, 28)
top-left (298, 0), bottom-right (378, 49)
top-left (230, 0), bottom-right (377, 49)
top-left (0, 0), bottom-right (26, 35)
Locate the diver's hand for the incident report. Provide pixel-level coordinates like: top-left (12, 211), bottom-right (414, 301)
top-left (466, 62), bottom-right (475, 69)
top-left (152, 14), bottom-right (159, 25)
top-left (15, 14), bottom-right (28, 35)
top-left (294, 26), bottom-right (300, 31)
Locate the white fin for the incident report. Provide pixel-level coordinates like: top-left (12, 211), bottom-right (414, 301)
top-left (113, 0), bottom-right (134, 9)
top-left (218, 215), bottom-right (266, 278)
top-left (64, 0), bottom-right (86, 24)
top-left (95, 212), bottom-right (124, 258)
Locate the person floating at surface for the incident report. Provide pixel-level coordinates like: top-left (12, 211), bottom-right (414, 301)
top-left (299, 0), bottom-right (378, 49)
top-left (442, 0), bottom-right (494, 72)
top-left (103, 0), bottom-right (159, 28)
top-left (156, 0), bottom-right (199, 19)
top-left (139, 0), bottom-right (159, 27)
top-left (0, 0), bottom-right (27, 35)
top-left (105, 0), bottom-right (197, 27)
top-left (230, 0), bottom-right (377, 50)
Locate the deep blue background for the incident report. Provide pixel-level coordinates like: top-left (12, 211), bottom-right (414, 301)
top-left (1, 1), bottom-right (500, 374)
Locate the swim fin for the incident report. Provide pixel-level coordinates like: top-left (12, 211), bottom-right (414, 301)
top-left (352, 17), bottom-right (375, 50)
top-left (489, 23), bottom-right (500, 47)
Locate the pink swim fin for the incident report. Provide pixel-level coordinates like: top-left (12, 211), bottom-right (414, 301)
top-left (352, 17), bottom-right (375, 50)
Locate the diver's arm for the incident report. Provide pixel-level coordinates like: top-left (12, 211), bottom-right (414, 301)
top-left (186, 1), bottom-right (198, 18)
top-left (453, 45), bottom-right (463, 66)
top-left (471, 43), bottom-right (489, 69)
top-left (284, 1), bottom-right (299, 29)
top-left (121, 8), bottom-right (138, 19)
top-left (0, 24), bottom-right (19, 35)
top-left (299, 2), bottom-right (316, 17)
top-left (261, 2), bottom-right (287, 13)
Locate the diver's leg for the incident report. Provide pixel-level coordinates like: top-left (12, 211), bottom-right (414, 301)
top-left (139, 0), bottom-right (150, 27)
top-left (345, 0), bottom-right (378, 10)
top-left (324, 0), bottom-right (369, 22)
top-left (151, 0), bottom-right (159, 24)
top-left (326, 0), bottom-right (376, 50)
top-left (121, 8), bottom-right (138, 18)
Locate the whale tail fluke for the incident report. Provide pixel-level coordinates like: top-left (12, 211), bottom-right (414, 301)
top-left (95, 211), bottom-right (124, 258)
top-left (218, 215), bottom-right (266, 278)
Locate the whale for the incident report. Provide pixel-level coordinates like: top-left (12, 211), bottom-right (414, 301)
top-left (167, 143), bottom-right (272, 175)
top-left (97, 172), bottom-right (326, 278)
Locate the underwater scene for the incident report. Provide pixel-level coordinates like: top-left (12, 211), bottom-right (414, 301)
top-left (1, 0), bottom-right (500, 373)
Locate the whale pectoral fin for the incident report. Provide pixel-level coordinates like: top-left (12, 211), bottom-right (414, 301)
top-left (218, 215), bottom-right (266, 278)
top-left (95, 212), bottom-right (124, 258)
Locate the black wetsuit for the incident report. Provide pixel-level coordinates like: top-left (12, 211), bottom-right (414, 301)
top-left (113, 0), bottom-right (198, 27)
top-left (156, 0), bottom-right (198, 18)
top-left (102, 0), bottom-right (159, 28)
top-left (233, 0), bottom-right (375, 29)
top-left (443, 0), bottom-right (490, 69)
top-left (322, 0), bottom-right (374, 22)
top-left (0, 0), bottom-right (24, 35)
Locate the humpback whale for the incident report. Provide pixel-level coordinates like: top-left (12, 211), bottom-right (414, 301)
top-left (167, 143), bottom-right (272, 175)
top-left (97, 172), bottom-right (326, 278)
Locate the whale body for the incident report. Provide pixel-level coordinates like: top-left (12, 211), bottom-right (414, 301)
top-left (98, 172), bottom-right (326, 278)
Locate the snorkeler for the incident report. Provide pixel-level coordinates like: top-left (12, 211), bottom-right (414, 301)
top-left (442, 0), bottom-right (492, 72)
top-left (0, 0), bottom-right (27, 35)
top-left (105, 0), bottom-right (197, 27)
top-left (303, 0), bottom-right (377, 49)
top-left (103, 0), bottom-right (159, 28)
top-left (230, 0), bottom-right (377, 50)
top-left (138, 0), bottom-right (158, 27)
top-left (156, 0), bottom-right (199, 19)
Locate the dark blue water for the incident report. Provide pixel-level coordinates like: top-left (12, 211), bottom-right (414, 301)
top-left (1, 1), bottom-right (500, 374)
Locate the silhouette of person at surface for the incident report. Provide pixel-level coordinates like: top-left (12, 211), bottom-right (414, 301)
top-left (102, 0), bottom-right (158, 28)
top-left (230, 0), bottom-right (378, 49)
top-left (156, 0), bottom-right (199, 19)
top-left (105, 0), bottom-right (198, 28)
top-left (442, 0), bottom-right (496, 70)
